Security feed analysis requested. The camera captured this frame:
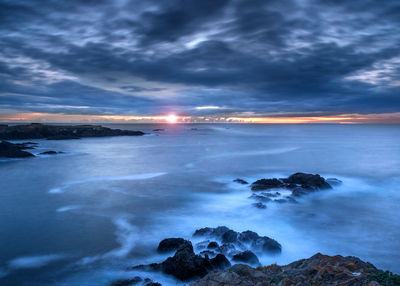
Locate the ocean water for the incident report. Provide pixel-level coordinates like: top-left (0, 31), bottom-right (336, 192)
top-left (0, 124), bottom-right (399, 285)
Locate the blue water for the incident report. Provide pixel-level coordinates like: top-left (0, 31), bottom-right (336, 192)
top-left (0, 124), bottom-right (399, 285)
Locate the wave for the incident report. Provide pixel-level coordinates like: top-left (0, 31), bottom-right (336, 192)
top-left (8, 254), bottom-right (69, 270)
top-left (56, 205), bottom-right (82, 212)
top-left (49, 172), bottom-right (167, 194)
top-left (185, 147), bottom-right (299, 168)
top-left (78, 216), bottom-right (138, 265)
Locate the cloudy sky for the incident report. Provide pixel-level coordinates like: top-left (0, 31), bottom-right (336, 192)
top-left (1, 0), bottom-right (400, 123)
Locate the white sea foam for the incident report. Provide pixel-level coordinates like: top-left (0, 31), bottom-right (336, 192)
top-left (8, 254), bottom-right (68, 269)
top-left (78, 216), bottom-right (138, 265)
top-left (56, 205), bottom-right (82, 212)
top-left (48, 172), bottom-right (167, 194)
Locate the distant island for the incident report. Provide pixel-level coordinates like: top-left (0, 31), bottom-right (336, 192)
top-left (0, 123), bottom-right (144, 140)
top-left (0, 123), bottom-right (145, 158)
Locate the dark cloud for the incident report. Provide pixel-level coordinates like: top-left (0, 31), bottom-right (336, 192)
top-left (0, 0), bottom-right (399, 118)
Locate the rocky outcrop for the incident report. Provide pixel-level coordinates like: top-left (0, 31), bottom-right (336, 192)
top-left (191, 253), bottom-right (397, 286)
top-left (0, 123), bottom-right (144, 140)
top-left (251, 173), bottom-right (332, 192)
top-left (0, 141), bottom-right (34, 158)
top-left (193, 226), bottom-right (281, 255)
top-left (249, 173), bottom-right (341, 206)
top-left (157, 238), bottom-right (187, 253)
top-left (232, 251), bottom-right (260, 266)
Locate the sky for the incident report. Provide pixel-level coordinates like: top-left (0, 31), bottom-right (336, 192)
top-left (0, 0), bottom-right (400, 123)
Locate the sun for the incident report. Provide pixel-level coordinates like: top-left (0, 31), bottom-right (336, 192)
top-left (166, 114), bottom-right (178, 124)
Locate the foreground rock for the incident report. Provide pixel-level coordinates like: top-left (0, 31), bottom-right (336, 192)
top-left (161, 241), bottom-right (230, 280)
top-left (0, 141), bottom-right (34, 158)
top-left (131, 240), bottom-right (231, 281)
top-left (157, 238), bottom-right (187, 253)
top-left (191, 253), bottom-right (399, 286)
top-left (0, 123), bottom-right (144, 140)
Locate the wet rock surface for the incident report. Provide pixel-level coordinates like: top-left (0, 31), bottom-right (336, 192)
top-left (157, 238), bottom-right (187, 253)
top-left (0, 123), bottom-right (144, 140)
top-left (191, 253), bottom-right (395, 286)
top-left (193, 226), bottom-right (282, 255)
top-left (249, 173), bottom-right (341, 206)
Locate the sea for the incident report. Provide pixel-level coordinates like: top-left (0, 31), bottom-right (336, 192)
top-left (0, 123), bottom-right (399, 285)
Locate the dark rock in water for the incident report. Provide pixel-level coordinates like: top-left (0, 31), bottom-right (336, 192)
top-left (283, 172), bottom-right (332, 190)
top-left (0, 141), bottom-right (34, 158)
top-left (221, 229), bottom-right (238, 243)
top-left (161, 241), bottom-right (229, 281)
top-left (232, 251), bottom-right (260, 265)
top-left (146, 283), bottom-right (161, 286)
top-left (152, 129), bottom-right (164, 132)
top-left (251, 173), bottom-right (332, 192)
top-left (210, 254), bottom-right (231, 270)
top-left (111, 276), bottom-right (142, 286)
top-left (193, 226), bottom-right (281, 254)
top-left (252, 202), bottom-right (267, 209)
top-left (251, 178), bottom-right (284, 191)
top-left (191, 253), bottom-right (387, 286)
top-left (0, 123), bottom-right (144, 140)
top-left (15, 142), bottom-right (38, 149)
top-left (207, 241), bottom-right (219, 249)
top-left (157, 238), bottom-right (187, 253)
top-left (39, 151), bottom-right (58, 155)
top-left (233, 178), bottom-right (248, 184)
top-left (249, 194), bottom-right (272, 202)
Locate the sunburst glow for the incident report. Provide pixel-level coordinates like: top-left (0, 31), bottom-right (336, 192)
top-left (166, 114), bottom-right (178, 124)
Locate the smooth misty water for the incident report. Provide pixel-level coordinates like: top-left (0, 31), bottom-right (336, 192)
top-left (0, 124), bottom-right (399, 286)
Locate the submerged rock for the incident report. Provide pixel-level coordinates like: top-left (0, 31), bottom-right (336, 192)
top-left (191, 253), bottom-right (391, 286)
top-left (252, 202), bottom-right (267, 209)
top-left (0, 123), bottom-right (144, 140)
top-left (39, 151), bottom-right (59, 155)
top-left (233, 178), bottom-right (248, 184)
top-left (0, 141), bottom-right (35, 158)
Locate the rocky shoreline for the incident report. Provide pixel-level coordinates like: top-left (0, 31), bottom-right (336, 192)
top-left (0, 123), bottom-right (144, 140)
top-left (111, 173), bottom-right (399, 285)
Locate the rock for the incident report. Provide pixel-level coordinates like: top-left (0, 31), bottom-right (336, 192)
top-left (193, 226), bottom-right (281, 254)
top-left (39, 151), bottom-right (58, 155)
top-left (249, 194), bottom-right (272, 202)
top-left (210, 254), bottom-right (231, 270)
top-left (0, 141), bottom-right (35, 158)
top-left (160, 241), bottom-right (230, 281)
top-left (0, 123), bottom-right (144, 140)
top-left (251, 178), bottom-right (284, 191)
top-left (191, 253), bottom-right (392, 286)
top-left (207, 241), bottom-right (219, 249)
top-left (157, 238), bottom-right (187, 253)
top-left (233, 178), bottom-right (248, 184)
top-left (252, 202), bottom-right (266, 209)
top-left (145, 283), bottom-right (161, 286)
top-left (232, 251), bottom-right (260, 265)
top-left (152, 129), bottom-right (165, 131)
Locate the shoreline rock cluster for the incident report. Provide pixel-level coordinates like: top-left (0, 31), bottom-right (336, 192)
top-left (234, 172), bottom-right (342, 208)
top-left (0, 123), bottom-right (144, 140)
top-left (115, 227), bottom-right (281, 285)
top-left (191, 253), bottom-right (399, 286)
top-left (0, 140), bottom-right (64, 158)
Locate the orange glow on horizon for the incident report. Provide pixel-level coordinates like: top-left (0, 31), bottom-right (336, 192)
top-left (0, 112), bottom-right (400, 124)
